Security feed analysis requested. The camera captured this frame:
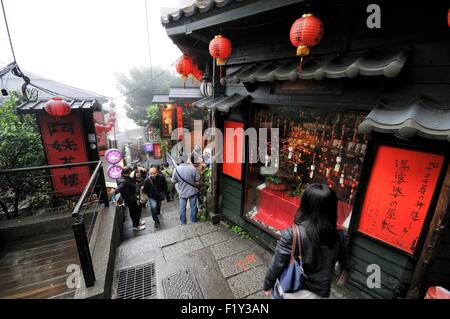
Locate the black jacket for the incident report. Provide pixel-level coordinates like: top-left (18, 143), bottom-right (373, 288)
top-left (263, 223), bottom-right (351, 297)
top-left (142, 174), bottom-right (167, 200)
top-left (114, 176), bottom-right (137, 204)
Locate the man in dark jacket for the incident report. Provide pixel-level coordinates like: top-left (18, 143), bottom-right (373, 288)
top-left (142, 167), bottom-right (167, 228)
top-left (114, 166), bottom-right (145, 231)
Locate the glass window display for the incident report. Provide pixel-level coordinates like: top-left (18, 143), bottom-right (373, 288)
top-left (244, 105), bottom-right (369, 236)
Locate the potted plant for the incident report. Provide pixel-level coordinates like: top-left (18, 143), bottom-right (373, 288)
top-left (265, 175), bottom-right (288, 191)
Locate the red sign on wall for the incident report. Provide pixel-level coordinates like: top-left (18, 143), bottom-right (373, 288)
top-left (39, 112), bottom-right (91, 197)
top-left (223, 121), bottom-right (244, 181)
top-left (357, 145), bottom-right (444, 254)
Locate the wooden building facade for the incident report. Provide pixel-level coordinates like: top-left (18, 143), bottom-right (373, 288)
top-left (162, 0), bottom-right (450, 298)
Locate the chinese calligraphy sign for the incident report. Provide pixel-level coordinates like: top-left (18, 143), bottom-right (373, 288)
top-left (39, 112), bottom-right (91, 197)
top-left (357, 145), bottom-right (444, 254)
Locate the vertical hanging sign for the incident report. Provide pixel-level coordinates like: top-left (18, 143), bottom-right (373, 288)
top-left (38, 112), bottom-right (91, 197)
top-left (357, 145), bottom-right (444, 254)
top-left (176, 106), bottom-right (183, 141)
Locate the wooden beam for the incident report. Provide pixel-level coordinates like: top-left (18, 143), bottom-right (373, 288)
top-left (166, 0), bottom-right (304, 37)
top-left (406, 162), bottom-right (450, 298)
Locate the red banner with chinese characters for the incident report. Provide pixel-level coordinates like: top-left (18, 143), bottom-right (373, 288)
top-left (93, 111), bottom-right (107, 156)
top-left (38, 112), bottom-right (91, 197)
top-left (223, 121), bottom-right (244, 181)
top-left (357, 145), bottom-right (444, 254)
top-left (176, 106), bottom-right (183, 141)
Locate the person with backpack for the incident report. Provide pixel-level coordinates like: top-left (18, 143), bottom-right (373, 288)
top-left (263, 183), bottom-right (351, 299)
top-left (171, 153), bottom-right (201, 225)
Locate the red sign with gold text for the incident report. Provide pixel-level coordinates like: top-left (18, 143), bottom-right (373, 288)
top-left (357, 145), bottom-right (444, 254)
top-left (223, 121), bottom-right (244, 181)
top-left (38, 112), bottom-right (91, 197)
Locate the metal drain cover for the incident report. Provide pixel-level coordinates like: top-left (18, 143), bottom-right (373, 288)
top-left (115, 262), bottom-right (156, 299)
top-left (162, 268), bottom-right (204, 299)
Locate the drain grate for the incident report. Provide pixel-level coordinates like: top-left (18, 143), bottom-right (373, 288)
top-left (162, 268), bottom-right (204, 299)
top-left (115, 262), bottom-right (156, 299)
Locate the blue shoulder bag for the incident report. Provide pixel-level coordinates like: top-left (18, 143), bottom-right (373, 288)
top-left (278, 224), bottom-right (308, 293)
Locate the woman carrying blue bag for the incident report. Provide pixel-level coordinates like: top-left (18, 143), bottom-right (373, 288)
top-left (263, 183), bottom-right (351, 299)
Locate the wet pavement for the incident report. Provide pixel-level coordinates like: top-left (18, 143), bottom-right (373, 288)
top-left (112, 200), bottom-right (356, 299)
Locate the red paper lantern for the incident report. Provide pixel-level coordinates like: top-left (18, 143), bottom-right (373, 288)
top-left (290, 13), bottom-right (324, 57)
top-left (209, 35), bottom-right (232, 66)
top-left (448, 8), bottom-right (450, 27)
top-left (192, 64), bottom-right (203, 81)
top-left (175, 55), bottom-right (193, 78)
top-left (44, 97), bottom-right (71, 118)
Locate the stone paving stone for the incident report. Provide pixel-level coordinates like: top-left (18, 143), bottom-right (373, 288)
top-left (227, 265), bottom-right (268, 299)
top-left (217, 249), bottom-right (265, 279)
top-left (245, 290), bottom-right (270, 299)
top-left (162, 237), bottom-right (204, 260)
top-left (209, 238), bottom-right (251, 260)
top-left (199, 230), bottom-right (233, 247)
top-left (193, 222), bottom-right (221, 236)
top-left (156, 224), bottom-right (198, 247)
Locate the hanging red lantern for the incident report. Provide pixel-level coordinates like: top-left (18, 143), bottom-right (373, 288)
top-left (209, 35), bottom-right (232, 66)
top-left (44, 97), bottom-right (71, 118)
top-left (175, 55), bottom-right (194, 78)
top-left (448, 8), bottom-right (450, 27)
top-left (95, 123), bottom-right (101, 134)
top-left (192, 64), bottom-right (203, 81)
top-left (290, 13), bottom-right (323, 57)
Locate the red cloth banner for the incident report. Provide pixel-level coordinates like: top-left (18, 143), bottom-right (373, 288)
top-left (153, 143), bottom-right (162, 159)
top-left (357, 145), bottom-right (444, 254)
top-left (223, 121), bottom-right (244, 181)
top-left (38, 112), bottom-right (91, 197)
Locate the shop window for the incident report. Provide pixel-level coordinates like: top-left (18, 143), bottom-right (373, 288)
top-left (244, 105), bottom-right (369, 236)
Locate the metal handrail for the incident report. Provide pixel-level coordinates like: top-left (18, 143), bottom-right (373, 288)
top-left (0, 161), bottom-right (101, 174)
top-left (71, 160), bottom-right (103, 219)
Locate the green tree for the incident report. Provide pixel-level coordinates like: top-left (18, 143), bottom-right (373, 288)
top-left (115, 66), bottom-right (185, 127)
top-left (0, 95), bottom-right (46, 219)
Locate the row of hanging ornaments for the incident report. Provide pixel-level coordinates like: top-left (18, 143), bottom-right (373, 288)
top-left (177, 8), bottom-right (450, 77)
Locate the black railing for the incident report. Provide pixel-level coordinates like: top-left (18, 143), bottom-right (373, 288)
top-left (0, 160), bottom-right (109, 288)
top-left (71, 160), bottom-right (109, 288)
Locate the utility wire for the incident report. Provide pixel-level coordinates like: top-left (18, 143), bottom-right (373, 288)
top-left (1, 0), bottom-right (16, 62)
top-left (111, 58), bottom-right (178, 101)
top-left (144, 0), bottom-right (154, 93)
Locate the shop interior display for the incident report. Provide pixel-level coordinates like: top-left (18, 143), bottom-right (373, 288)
top-left (245, 106), bottom-right (369, 234)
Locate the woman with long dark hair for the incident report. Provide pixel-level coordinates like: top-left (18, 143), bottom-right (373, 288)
top-left (263, 183), bottom-right (351, 299)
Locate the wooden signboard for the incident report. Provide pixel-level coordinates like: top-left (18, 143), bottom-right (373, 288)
top-left (223, 121), bottom-right (244, 181)
top-left (39, 112), bottom-right (91, 197)
top-left (357, 145), bottom-right (445, 255)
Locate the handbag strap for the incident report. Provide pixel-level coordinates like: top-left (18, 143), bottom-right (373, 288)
top-left (175, 167), bottom-right (199, 190)
top-left (290, 225), bottom-right (297, 263)
top-left (294, 224), bottom-right (303, 261)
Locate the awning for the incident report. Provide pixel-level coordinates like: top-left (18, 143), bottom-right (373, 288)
top-left (17, 99), bottom-right (101, 114)
top-left (152, 94), bottom-right (173, 104)
top-left (358, 99), bottom-right (450, 142)
top-left (220, 47), bottom-right (410, 85)
top-left (169, 87), bottom-right (203, 100)
top-left (192, 94), bottom-right (247, 112)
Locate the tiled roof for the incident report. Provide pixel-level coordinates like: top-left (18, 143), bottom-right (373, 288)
top-left (161, 0), bottom-right (246, 25)
top-left (358, 99), bottom-right (450, 141)
top-left (192, 94), bottom-right (247, 112)
top-left (220, 47), bottom-right (411, 85)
